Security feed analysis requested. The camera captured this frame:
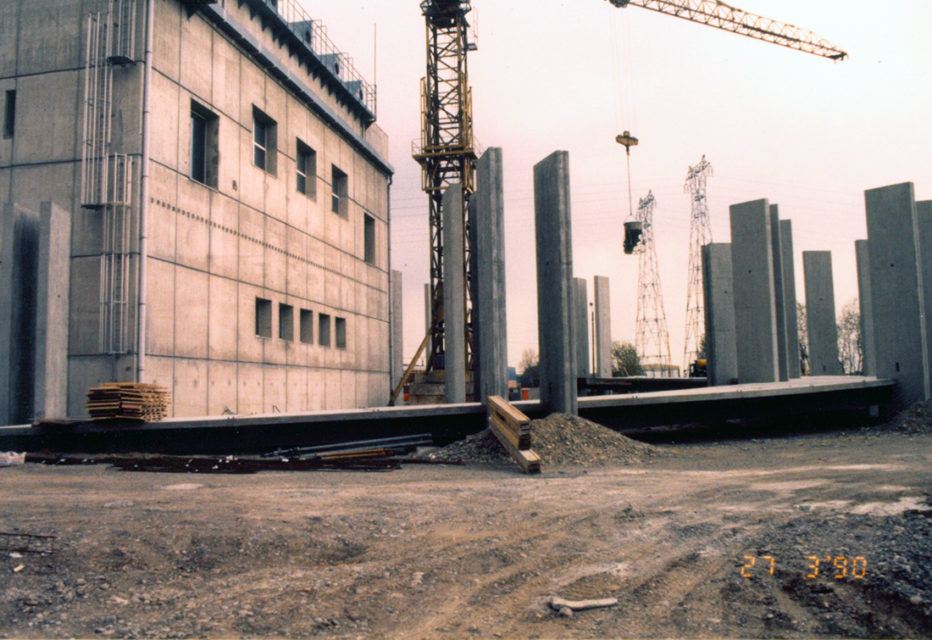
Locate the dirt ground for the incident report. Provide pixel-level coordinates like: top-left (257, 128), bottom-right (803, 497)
top-left (1, 415), bottom-right (931, 639)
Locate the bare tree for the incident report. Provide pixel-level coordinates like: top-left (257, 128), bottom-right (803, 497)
top-left (517, 348), bottom-right (540, 387)
top-left (837, 299), bottom-right (862, 374)
top-left (797, 301), bottom-right (809, 375)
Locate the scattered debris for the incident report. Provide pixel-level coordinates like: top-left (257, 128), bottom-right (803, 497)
top-left (0, 451), bottom-right (25, 466)
top-left (550, 596), bottom-right (619, 613)
top-left (86, 382), bottom-right (171, 421)
top-left (0, 531), bottom-right (56, 555)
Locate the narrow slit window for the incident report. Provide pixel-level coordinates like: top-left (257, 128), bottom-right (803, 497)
top-left (3, 90), bottom-right (15, 139)
top-left (331, 165), bottom-right (347, 215)
top-left (253, 106), bottom-right (277, 174)
top-left (318, 313), bottom-right (331, 347)
top-left (299, 309), bottom-right (313, 344)
top-left (279, 303), bottom-right (294, 341)
top-left (255, 298), bottom-right (272, 338)
top-left (335, 317), bottom-right (347, 350)
top-left (190, 101), bottom-right (218, 187)
top-left (296, 139), bottom-right (316, 198)
top-left (363, 214), bottom-right (376, 264)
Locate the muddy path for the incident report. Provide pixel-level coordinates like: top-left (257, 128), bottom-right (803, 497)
top-left (0, 429), bottom-right (930, 638)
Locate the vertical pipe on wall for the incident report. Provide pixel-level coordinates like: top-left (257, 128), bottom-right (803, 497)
top-left (136, 0), bottom-right (153, 381)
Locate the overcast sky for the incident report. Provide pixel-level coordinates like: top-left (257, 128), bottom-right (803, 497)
top-left (309, 0), bottom-right (932, 370)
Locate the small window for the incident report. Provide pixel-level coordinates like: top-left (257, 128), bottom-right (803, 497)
top-left (253, 106), bottom-right (277, 174)
top-left (331, 165), bottom-right (347, 215)
top-left (335, 317), bottom-right (347, 350)
top-left (255, 298), bottom-right (272, 338)
top-left (299, 309), bottom-right (313, 344)
top-left (296, 139), bottom-right (316, 198)
top-left (279, 303), bottom-right (293, 341)
top-left (190, 101), bottom-right (218, 187)
top-left (3, 90), bottom-right (15, 139)
top-left (363, 214), bottom-right (376, 264)
top-left (318, 313), bottom-right (331, 347)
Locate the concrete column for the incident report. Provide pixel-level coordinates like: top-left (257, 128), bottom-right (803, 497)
top-left (442, 185), bottom-right (466, 403)
top-left (573, 277), bottom-right (589, 378)
top-left (729, 199), bottom-right (779, 383)
top-left (855, 240), bottom-right (876, 376)
top-left (533, 151), bottom-right (577, 415)
top-left (33, 202), bottom-right (71, 420)
top-left (917, 201), bottom-right (932, 389)
top-left (390, 270), bottom-right (403, 394)
top-left (594, 275), bottom-right (612, 378)
top-left (780, 219), bottom-right (801, 379)
top-left (769, 206), bottom-right (789, 381)
top-left (864, 182), bottom-right (930, 405)
top-left (701, 243), bottom-right (738, 386)
top-left (423, 282), bottom-right (431, 364)
top-left (0, 203), bottom-right (39, 424)
top-left (473, 148), bottom-right (508, 403)
top-left (803, 251), bottom-right (842, 375)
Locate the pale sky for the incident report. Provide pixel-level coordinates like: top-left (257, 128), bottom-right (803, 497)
top-left (309, 0), bottom-right (932, 370)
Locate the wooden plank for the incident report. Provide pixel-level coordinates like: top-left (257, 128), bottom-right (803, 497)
top-left (489, 419), bottom-right (541, 474)
top-left (490, 413), bottom-right (531, 450)
top-left (487, 395), bottom-right (531, 432)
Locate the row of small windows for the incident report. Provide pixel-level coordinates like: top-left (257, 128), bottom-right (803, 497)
top-left (255, 297), bottom-right (346, 349)
top-left (189, 100), bottom-right (349, 218)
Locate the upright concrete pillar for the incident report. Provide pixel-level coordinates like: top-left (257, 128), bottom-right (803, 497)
top-left (533, 151), bottom-right (577, 415)
top-left (423, 283), bottom-right (431, 364)
top-left (864, 182), bottom-right (930, 405)
top-left (702, 243), bottom-right (738, 386)
top-left (33, 202), bottom-right (71, 420)
top-left (917, 201), bottom-right (932, 390)
top-left (473, 147), bottom-right (508, 402)
top-left (780, 219), bottom-right (802, 379)
top-left (0, 203), bottom-right (39, 424)
top-left (855, 240), bottom-right (876, 376)
top-left (803, 251), bottom-right (842, 375)
top-left (769, 206), bottom-right (789, 381)
top-left (573, 277), bottom-right (589, 378)
top-left (729, 199), bottom-right (779, 383)
top-left (390, 270), bottom-right (403, 394)
top-left (442, 185), bottom-right (466, 403)
top-left (593, 275), bottom-right (612, 378)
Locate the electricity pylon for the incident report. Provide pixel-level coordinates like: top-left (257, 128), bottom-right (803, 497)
top-left (634, 190), bottom-right (673, 376)
top-left (683, 155), bottom-right (713, 371)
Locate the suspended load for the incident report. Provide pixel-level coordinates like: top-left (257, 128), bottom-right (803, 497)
top-left (623, 218), bottom-right (643, 254)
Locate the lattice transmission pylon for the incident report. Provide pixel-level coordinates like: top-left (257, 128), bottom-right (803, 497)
top-left (633, 190), bottom-right (673, 376)
top-left (683, 155), bottom-right (713, 371)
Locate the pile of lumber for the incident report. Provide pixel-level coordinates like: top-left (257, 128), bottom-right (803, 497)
top-left (487, 395), bottom-right (541, 474)
top-left (86, 383), bottom-right (171, 421)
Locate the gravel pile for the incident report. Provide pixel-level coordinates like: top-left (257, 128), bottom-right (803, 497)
top-left (883, 400), bottom-right (932, 435)
top-left (426, 413), bottom-right (664, 466)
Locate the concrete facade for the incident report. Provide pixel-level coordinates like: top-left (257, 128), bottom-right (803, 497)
top-left (533, 151), bottom-right (577, 415)
top-left (803, 251), bottom-right (841, 375)
top-left (701, 243), bottom-right (738, 386)
top-left (593, 275), bottom-right (612, 378)
top-left (780, 219), bottom-right (801, 379)
top-left (573, 277), bottom-right (589, 378)
top-left (729, 199), bottom-right (779, 383)
top-left (473, 148), bottom-right (508, 403)
top-left (769, 206), bottom-right (789, 381)
top-left (917, 201), bottom-right (932, 390)
top-left (0, 0), bottom-right (393, 418)
top-left (441, 185), bottom-right (466, 403)
top-left (855, 240), bottom-right (876, 376)
top-left (864, 182), bottom-right (930, 406)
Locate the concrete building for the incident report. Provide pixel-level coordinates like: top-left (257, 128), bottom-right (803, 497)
top-left (1, 0), bottom-right (393, 419)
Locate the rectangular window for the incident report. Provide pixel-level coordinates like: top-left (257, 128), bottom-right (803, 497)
top-left (331, 165), bottom-right (347, 215)
top-left (335, 317), bottom-right (347, 350)
top-left (253, 106), bottom-right (277, 174)
top-left (299, 309), bottom-right (313, 344)
top-left (363, 214), bottom-right (376, 264)
top-left (296, 139), bottom-right (316, 198)
top-left (255, 298), bottom-right (272, 338)
top-left (318, 313), bottom-right (331, 347)
top-left (190, 101), bottom-right (218, 187)
top-left (279, 303), bottom-right (294, 341)
top-left (3, 90), bottom-right (15, 139)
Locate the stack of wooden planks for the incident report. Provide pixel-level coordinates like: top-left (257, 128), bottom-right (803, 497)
top-left (86, 383), bottom-right (171, 421)
top-left (487, 395), bottom-right (541, 474)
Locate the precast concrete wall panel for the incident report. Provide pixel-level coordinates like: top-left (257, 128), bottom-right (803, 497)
top-left (780, 219), bottom-right (801, 378)
top-left (855, 240), bottom-right (876, 376)
top-left (702, 243), bottom-right (738, 386)
top-left (594, 275), bottom-right (612, 378)
top-left (769, 206), bottom-right (789, 381)
top-left (442, 185), bottom-right (466, 403)
top-left (729, 199), bottom-right (779, 383)
top-left (864, 182), bottom-right (930, 405)
top-left (803, 251), bottom-right (842, 375)
top-left (917, 201), bottom-right (932, 390)
top-left (534, 151), bottom-right (577, 415)
top-left (574, 277), bottom-right (589, 378)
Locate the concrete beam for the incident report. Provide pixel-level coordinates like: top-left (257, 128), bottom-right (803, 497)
top-left (729, 199), bottom-right (778, 383)
top-left (473, 148), bottom-right (508, 402)
top-left (864, 182), bottom-right (930, 405)
top-left (594, 275), bottom-right (612, 378)
top-left (769, 206), bottom-right (789, 381)
top-left (533, 151), bottom-right (577, 415)
top-left (33, 202), bottom-right (71, 420)
top-left (390, 269), bottom-right (402, 393)
top-left (442, 184), bottom-right (466, 403)
top-left (701, 243), bottom-right (738, 386)
top-left (855, 240), bottom-right (876, 376)
top-left (780, 220), bottom-right (801, 379)
top-left (803, 251), bottom-right (842, 375)
top-left (573, 277), bottom-right (589, 378)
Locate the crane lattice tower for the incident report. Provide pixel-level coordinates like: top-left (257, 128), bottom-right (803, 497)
top-left (634, 190), bottom-right (673, 375)
top-left (683, 154), bottom-right (713, 370)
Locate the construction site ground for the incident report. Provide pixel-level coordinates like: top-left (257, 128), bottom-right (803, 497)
top-left (1, 408), bottom-right (931, 639)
